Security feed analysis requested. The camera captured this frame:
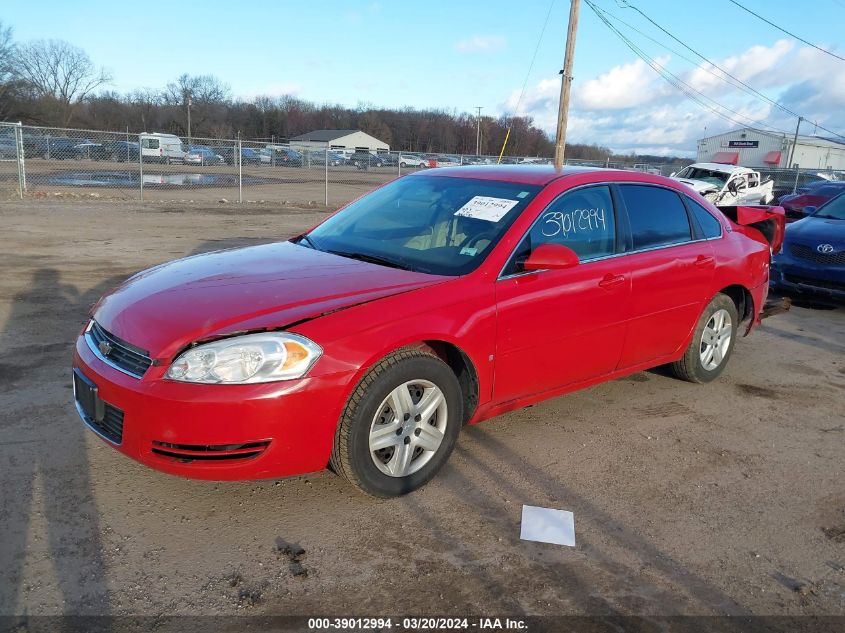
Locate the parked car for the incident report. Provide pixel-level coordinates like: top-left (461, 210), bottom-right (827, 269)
top-left (140, 133), bottom-right (186, 164)
top-left (350, 150), bottom-right (386, 169)
top-left (303, 150), bottom-right (346, 166)
top-left (215, 147), bottom-right (262, 166)
top-left (72, 166), bottom-right (784, 497)
top-left (0, 136), bottom-right (17, 159)
top-left (184, 147), bottom-right (224, 165)
top-left (777, 180), bottom-right (845, 222)
top-left (101, 140), bottom-right (140, 162)
top-left (399, 153), bottom-right (427, 168)
top-left (73, 141), bottom-right (108, 161)
top-left (671, 163), bottom-right (774, 205)
top-left (771, 192), bottom-right (845, 303)
top-left (263, 147), bottom-right (303, 167)
top-left (33, 137), bottom-right (88, 160)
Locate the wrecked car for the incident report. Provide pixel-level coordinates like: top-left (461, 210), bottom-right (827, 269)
top-left (672, 162), bottom-right (775, 206)
top-left (72, 166), bottom-right (784, 497)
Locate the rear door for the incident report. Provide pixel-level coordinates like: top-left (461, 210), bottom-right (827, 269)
top-left (616, 184), bottom-right (715, 369)
top-left (494, 184), bottom-right (631, 403)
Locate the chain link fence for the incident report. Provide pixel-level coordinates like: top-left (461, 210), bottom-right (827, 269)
top-left (3, 122), bottom-right (843, 206)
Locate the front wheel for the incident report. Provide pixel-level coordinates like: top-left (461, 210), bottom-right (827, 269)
top-left (331, 348), bottom-right (463, 497)
top-left (669, 293), bottom-right (739, 383)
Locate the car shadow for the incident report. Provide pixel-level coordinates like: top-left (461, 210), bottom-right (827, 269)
top-left (0, 268), bottom-right (127, 621)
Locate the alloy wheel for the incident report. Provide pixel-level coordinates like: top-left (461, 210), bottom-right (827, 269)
top-left (700, 308), bottom-right (732, 371)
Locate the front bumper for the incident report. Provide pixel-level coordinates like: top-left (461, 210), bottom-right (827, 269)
top-left (72, 334), bottom-right (353, 480)
top-left (770, 256), bottom-right (845, 303)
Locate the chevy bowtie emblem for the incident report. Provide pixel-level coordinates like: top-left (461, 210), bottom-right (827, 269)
top-left (98, 340), bottom-right (113, 356)
top-left (817, 243), bottom-right (834, 254)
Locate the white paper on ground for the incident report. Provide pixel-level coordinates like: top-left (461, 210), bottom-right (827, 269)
top-left (520, 505), bottom-right (576, 547)
top-left (454, 196), bottom-right (519, 222)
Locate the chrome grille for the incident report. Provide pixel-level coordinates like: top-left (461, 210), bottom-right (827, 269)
top-left (87, 321), bottom-right (153, 378)
top-left (789, 243), bottom-right (845, 266)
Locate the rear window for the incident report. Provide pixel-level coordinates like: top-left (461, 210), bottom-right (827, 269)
top-left (620, 185), bottom-right (691, 250)
top-left (142, 138), bottom-right (159, 149)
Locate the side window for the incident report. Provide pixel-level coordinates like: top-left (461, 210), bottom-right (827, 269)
top-left (504, 185), bottom-right (616, 275)
top-left (141, 138), bottom-right (159, 150)
top-left (620, 185), bottom-right (691, 250)
top-left (687, 198), bottom-right (723, 239)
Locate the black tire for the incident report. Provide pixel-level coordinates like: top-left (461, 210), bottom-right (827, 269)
top-left (331, 348), bottom-right (463, 498)
top-left (669, 293), bottom-right (739, 383)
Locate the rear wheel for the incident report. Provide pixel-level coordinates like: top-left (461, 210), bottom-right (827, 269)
top-left (669, 293), bottom-right (739, 383)
top-left (331, 348), bottom-right (462, 497)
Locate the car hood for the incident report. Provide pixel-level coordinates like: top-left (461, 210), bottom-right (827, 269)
top-left (785, 216), bottom-right (845, 247)
top-left (93, 241), bottom-right (447, 359)
top-left (673, 178), bottom-right (720, 194)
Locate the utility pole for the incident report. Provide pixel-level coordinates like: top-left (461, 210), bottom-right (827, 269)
top-left (554, 0), bottom-right (581, 170)
top-left (475, 106), bottom-right (483, 156)
top-left (186, 92), bottom-right (192, 150)
top-left (789, 116), bottom-right (803, 193)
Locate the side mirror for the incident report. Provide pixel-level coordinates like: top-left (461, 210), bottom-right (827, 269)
top-left (670, 171), bottom-right (677, 178)
top-left (523, 243), bottom-right (579, 271)
top-left (727, 180), bottom-right (738, 194)
top-left (803, 205), bottom-right (817, 215)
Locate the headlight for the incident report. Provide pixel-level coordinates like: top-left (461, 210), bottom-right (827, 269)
top-left (165, 332), bottom-right (321, 384)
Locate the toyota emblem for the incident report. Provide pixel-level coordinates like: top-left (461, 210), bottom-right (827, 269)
top-left (98, 340), bottom-right (113, 356)
top-left (817, 243), bottom-right (834, 254)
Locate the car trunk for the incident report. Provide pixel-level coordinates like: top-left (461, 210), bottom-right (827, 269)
top-left (719, 205), bottom-right (786, 254)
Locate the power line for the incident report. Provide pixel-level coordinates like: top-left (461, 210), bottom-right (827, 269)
top-left (583, 0), bottom-right (791, 134)
top-left (613, 1), bottom-right (845, 140)
top-left (727, 0), bottom-right (845, 63)
top-left (498, 0), bottom-right (556, 161)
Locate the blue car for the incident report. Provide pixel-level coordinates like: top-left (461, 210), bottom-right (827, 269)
top-left (771, 192), bottom-right (845, 303)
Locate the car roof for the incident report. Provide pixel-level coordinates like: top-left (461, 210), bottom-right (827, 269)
top-left (686, 162), bottom-right (746, 173)
top-left (406, 164), bottom-right (616, 185)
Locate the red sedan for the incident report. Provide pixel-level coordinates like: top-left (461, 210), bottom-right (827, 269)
top-left (72, 166), bottom-right (784, 497)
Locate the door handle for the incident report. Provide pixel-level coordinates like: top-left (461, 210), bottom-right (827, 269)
top-left (598, 273), bottom-right (626, 289)
top-left (694, 255), bottom-right (715, 267)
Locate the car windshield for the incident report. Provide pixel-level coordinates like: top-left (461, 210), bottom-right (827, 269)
top-left (304, 175), bottom-right (541, 276)
top-left (813, 193), bottom-right (845, 220)
top-left (675, 166), bottom-right (730, 187)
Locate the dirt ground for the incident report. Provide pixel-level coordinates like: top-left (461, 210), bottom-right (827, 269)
top-left (0, 197), bottom-right (843, 620)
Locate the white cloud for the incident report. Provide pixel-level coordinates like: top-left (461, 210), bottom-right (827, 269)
top-left (498, 40), bottom-right (845, 155)
top-left (575, 56), bottom-right (670, 109)
top-left (455, 35), bottom-right (506, 53)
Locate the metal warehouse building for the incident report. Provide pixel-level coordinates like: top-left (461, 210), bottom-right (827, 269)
top-left (289, 129), bottom-right (389, 152)
top-left (696, 127), bottom-right (845, 170)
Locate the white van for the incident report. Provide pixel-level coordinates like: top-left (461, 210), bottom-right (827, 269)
top-left (140, 133), bottom-right (186, 164)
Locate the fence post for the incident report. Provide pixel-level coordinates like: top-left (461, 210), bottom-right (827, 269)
top-left (324, 148), bottom-right (328, 207)
top-left (15, 122), bottom-right (25, 199)
top-left (791, 163), bottom-right (801, 195)
top-left (238, 136), bottom-right (243, 204)
top-left (138, 133), bottom-right (144, 201)
top-left (398, 152), bottom-right (402, 177)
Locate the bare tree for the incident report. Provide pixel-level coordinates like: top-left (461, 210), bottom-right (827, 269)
top-left (0, 21), bottom-right (21, 120)
top-left (13, 39), bottom-right (111, 125)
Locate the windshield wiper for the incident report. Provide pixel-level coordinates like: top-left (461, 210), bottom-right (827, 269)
top-left (326, 249), bottom-right (412, 271)
top-left (295, 234), bottom-right (320, 250)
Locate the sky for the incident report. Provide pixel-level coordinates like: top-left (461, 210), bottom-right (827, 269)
top-left (3, 0), bottom-right (845, 156)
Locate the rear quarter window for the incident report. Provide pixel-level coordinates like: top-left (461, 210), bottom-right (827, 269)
top-left (620, 185), bottom-right (691, 250)
top-left (687, 198), bottom-right (723, 239)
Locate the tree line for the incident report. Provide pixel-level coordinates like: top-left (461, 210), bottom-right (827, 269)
top-left (0, 22), bottom-right (685, 163)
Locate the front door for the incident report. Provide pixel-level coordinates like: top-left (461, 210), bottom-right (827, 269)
top-left (494, 185), bottom-right (631, 404)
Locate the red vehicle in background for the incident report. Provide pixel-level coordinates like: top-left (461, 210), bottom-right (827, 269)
top-left (778, 180), bottom-right (845, 222)
top-left (72, 166), bottom-right (784, 497)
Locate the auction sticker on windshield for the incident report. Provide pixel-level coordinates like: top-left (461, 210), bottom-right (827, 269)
top-left (454, 196), bottom-right (519, 222)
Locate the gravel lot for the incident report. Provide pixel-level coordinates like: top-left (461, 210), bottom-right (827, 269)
top-left (0, 198), bottom-right (843, 619)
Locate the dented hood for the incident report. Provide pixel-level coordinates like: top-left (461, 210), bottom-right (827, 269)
top-left (93, 241), bottom-right (447, 358)
top-left (674, 178), bottom-right (720, 195)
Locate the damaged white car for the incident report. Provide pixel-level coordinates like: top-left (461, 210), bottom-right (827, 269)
top-left (672, 163), bottom-right (774, 205)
